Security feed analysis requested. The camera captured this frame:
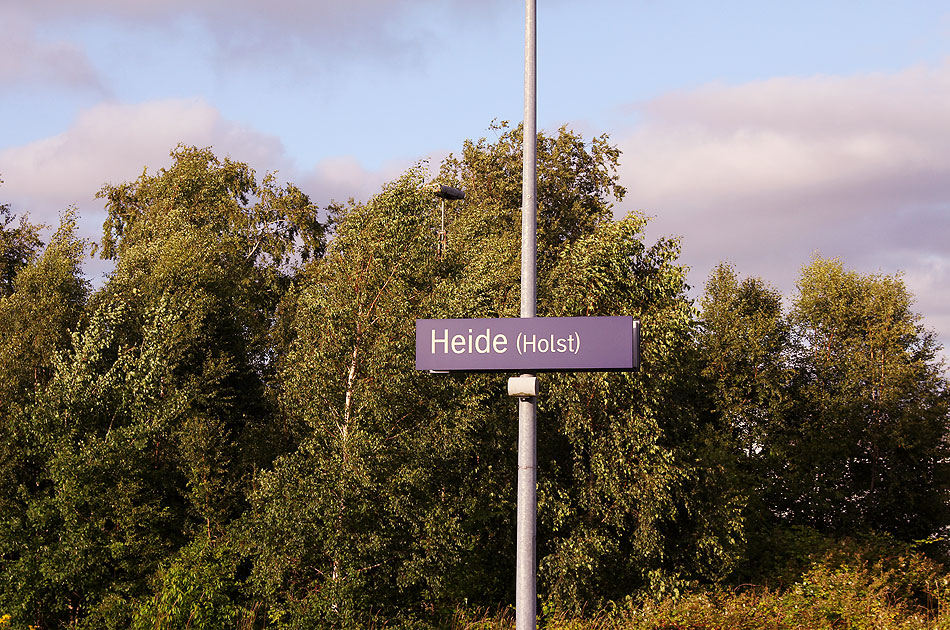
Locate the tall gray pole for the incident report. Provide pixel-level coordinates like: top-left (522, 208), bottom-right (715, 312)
top-left (516, 0), bottom-right (537, 628)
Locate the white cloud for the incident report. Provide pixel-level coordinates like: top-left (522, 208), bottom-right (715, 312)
top-left (0, 97), bottom-right (415, 239)
top-left (617, 61), bottom-right (950, 353)
top-left (0, 99), bottom-right (287, 243)
top-left (0, 5), bottom-right (107, 92)
top-left (625, 66), bottom-right (950, 219)
top-left (300, 154), bottom-right (422, 209)
top-left (20, 0), bottom-right (502, 30)
top-left (10, 0), bottom-right (508, 68)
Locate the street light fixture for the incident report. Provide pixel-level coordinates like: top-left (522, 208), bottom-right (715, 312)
top-left (432, 184), bottom-right (465, 258)
top-left (433, 184), bottom-right (465, 201)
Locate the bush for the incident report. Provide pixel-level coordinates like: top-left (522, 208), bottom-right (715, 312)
top-left (131, 536), bottom-right (259, 630)
top-left (450, 537), bottom-right (950, 630)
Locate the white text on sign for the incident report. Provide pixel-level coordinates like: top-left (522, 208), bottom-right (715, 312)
top-left (516, 332), bottom-right (580, 355)
top-left (431, 328), bottom-right (510, 355)
top-left (429, 328), bottom-right (581, 356)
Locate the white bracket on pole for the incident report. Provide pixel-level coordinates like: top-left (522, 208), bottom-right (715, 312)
top-left (507, 376), bottom-right (538, 398)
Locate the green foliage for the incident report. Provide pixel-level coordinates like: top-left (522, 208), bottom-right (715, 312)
top-left (451, 539), bottom-right (950, 629)
top-left (246, 165), bottom-right (516, 626)
top-left (0, 209), bottom-right (88, 407)
top-left (632, 538), bottom-right (950, 630)
top-left (0, 181), bottom-right (44, 298)
top-left (779, 258), bottom-right (950, 537)
top-left (436, 121), bottom-right (625, 299)
top-left (248, 167), bottom-right (435, 623)
top-left (97, 144), bottom-right (323, 266)
top-left (535, 216), bottom-right (745, 611)
top-left (243, 125), bottom-right (735, 625)
top-left (0, 211), bottom-right (90, 627)
top-left (699, 263), bottom-right (787, 460)
top-left (698, 258), bottom-right (950, 590)
top-left (1, 133), bottom-right (948, 628)
top-left (0, 148), bottom-right (318, 626)
top-left (130, 536), bottom-right (257, 630)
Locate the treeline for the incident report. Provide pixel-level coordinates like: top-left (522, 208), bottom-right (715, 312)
top-left (0, 124), bottom-right (947, 628)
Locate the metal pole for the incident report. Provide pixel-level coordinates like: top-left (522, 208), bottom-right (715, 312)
top-left (440, 199), bottom-right (446, 258)
top-left (517, 0), bottom-right (537, 628)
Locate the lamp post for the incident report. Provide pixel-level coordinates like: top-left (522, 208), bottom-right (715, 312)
top-left (433, 184), bottom-right (465, 258)
top-left (517, 0), bottom-right (538, 628)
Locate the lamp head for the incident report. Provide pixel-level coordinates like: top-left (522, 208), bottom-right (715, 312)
top-left (433, 184), bottom-right (465, 200)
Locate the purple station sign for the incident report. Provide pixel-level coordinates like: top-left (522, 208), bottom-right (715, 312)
top-left (415, 316), bottom-right (640, 372)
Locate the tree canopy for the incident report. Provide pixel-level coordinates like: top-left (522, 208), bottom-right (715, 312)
top-left (0, 131), bottom-right (946, 628)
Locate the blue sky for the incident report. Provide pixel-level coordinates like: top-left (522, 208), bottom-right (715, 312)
top-left (2, 0), bottom-right (950, 356)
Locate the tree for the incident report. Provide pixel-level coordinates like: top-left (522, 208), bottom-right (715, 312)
top-left (0, 210), bottom-right (88, 407)
top-left (244, 125), bottom-right (644, 625)
top-left (698, 259), bottom-right (950, 580)
top-left (0, 179), bottom-right (43, 298)
top-left (535, 217), bottom-right (746, 608)
top-left (90, 145), bottom-right (322, 538)
top-left (775, 258), bottom-right (950, 538)
top-left (11, 134), bottom-right (928, 625)
top-left (0, 147), bottom-right (319, 626)
top-left (699, 263), bottom-right (787, 460)
top-left (246, 121), bottom-right (757, 626)
top-left (436, 121), bottom-right (626, 294)
top-left (247, 166), bottom-right (460, 625)
top-left (697, 264), bottom-right (796, 582)
top-left (98, 145), bottom-right (323, 267)
top-left (0, 212), bottom-right (91, 626)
